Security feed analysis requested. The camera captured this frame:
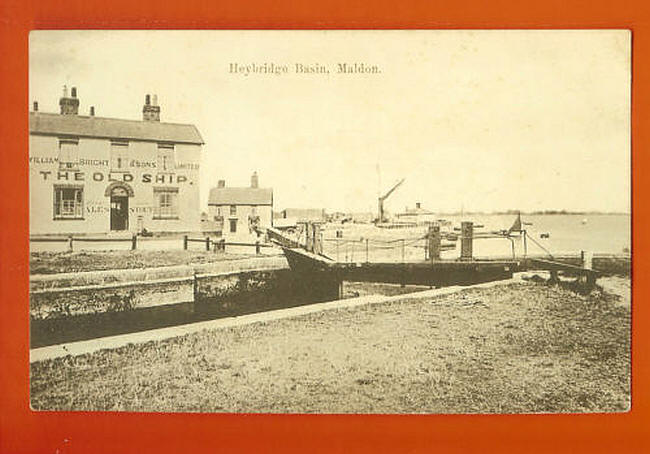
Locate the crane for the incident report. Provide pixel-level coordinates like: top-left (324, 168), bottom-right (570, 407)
top-left (377, 178), bottom-right (405, 224)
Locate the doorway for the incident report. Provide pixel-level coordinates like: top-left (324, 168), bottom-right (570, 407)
top-left (110, 187), bottom-right (129, 231)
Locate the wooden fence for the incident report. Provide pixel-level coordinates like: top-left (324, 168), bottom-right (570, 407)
top-left (30, 234), bottom-right (276, 255)
top-left (182, 235), bottom-right (275, 255)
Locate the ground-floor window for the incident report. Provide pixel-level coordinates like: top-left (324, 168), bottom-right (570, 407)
top-left (153, 187), bottom-right (179, 219)
top-left (54, 185), bottom-right (84, 219)
top-left (229, 218), bottom-right (237, 233)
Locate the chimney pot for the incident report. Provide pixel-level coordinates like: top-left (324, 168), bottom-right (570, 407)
top-left (33, 101), bottom-right (38, 112)
top-left (90, 106), bottom-right (95, 116)
top-left (416, 202), bottom-right (421, 209)
top-left (143, 94), bottom-right (161, 121)
top-left (59, 85), bottom-right (80, 115)
top-left (251, 171), bottom-right (259, 188)
top-left (152, 94), bottom-right (158, 106)
top-left (218, 180), bottom-right (226, 188)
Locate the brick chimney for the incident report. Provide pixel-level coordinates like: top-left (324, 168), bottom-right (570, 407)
top-left (416, 202), bottom-right (421, 209)
top-left (251, 171), bottom-right (259, 188)
top-left (59, 85), bottom-right (79, 115)
top-left (32, 101), bottom-right (38, 112)
top-left (217, 180), bottom-right (226, 188)
top-left (89, 106), bottom-right (95, 116)
top-left (143, 94), bottom-right (161, 122)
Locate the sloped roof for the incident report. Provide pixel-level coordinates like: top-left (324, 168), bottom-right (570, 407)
top-left (29, 112), bottom-right (204, 145)
top-left (208, 187), bottom-right (273, 206)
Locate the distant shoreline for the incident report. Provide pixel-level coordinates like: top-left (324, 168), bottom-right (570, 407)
top-left (436, 211), bottom-right (631, 216)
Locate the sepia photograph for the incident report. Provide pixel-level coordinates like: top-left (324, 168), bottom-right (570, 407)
top-left (28, 30), bottom-right (631, 414)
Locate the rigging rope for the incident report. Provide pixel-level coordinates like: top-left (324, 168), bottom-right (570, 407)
top-left (525, 231), bottom-right (555, 259)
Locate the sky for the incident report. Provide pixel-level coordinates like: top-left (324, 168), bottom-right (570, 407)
top-left (29, 30), bottom-right (631, 214)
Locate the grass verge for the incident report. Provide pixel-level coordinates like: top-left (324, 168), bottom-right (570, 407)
top-left (30, 281), bottom-right (630, 413)
top-left (30, 250), bottom-right (258, 275)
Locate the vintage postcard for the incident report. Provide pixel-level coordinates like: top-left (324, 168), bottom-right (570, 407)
top-left (28, 30), bottom-right (631, 413)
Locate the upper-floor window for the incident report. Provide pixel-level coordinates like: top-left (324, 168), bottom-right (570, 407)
top-left (110, 140), bottom-right (129, 171)
top-left (54, 185), bottom-right (83, 219)
top-left (157, 143), bottom-right (175, 172)
top-left (153, 187), bottom-right (179, 219)
top-left (58, 138), bottom-right (79, 170)
top-left (230, 205), bottom-right (237, 216)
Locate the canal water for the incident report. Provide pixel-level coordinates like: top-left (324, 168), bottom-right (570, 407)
top-left (30, 269), bottom-right (341, 349)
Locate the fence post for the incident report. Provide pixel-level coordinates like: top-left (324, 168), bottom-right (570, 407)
top-left (205, 236), bottom-right (210, 252)
top-left (460, 221), bottom-right (473, 261)
top-left (581, 250), bottom-right (596, 288)
top-left (183, 235), bottom-right (188, 250)
top-left (68, 235), bottom-right (73, 252)
top-left (220, 238), bottom-right (226, 252)
top-left (193, 271), bottom-right (198, 303)
top-left (256, 240), bottom-right (261, 255)
top-left (366, 238), bottom-right (369, 263)
top-left (401, 239), bottom-right (405, 263)
top-left (131, 234), bottom-right (137, 250)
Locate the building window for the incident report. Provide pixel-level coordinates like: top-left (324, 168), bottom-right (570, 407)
top-left (229, 219), bottom-right (237, 233)
top-left (153, 187), bottom-right (179, 219)
top-left (58, 138), bottom-right (79, 170)
top-left (157, 143), bottom-right (175, 172)
top-left (110, 140), bottom-right (129, 171)
top-left (53, 185), bottom-right (83, 219)
top-left (230, 205), bottom-right (237, 216)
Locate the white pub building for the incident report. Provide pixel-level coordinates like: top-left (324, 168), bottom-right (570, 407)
top-left (29, 87), bottom-right (203, 236)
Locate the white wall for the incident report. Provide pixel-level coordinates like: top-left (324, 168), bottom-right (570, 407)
top-left (29, 134), bottom-right (201, 235)
top-left (208, 204), bottom-right (272, 242)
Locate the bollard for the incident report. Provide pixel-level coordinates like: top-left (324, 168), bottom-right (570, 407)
top-left (131, 234), bottom-right (137, 250)
top-left (311, 224), bottom-right (322, 254)
top-left (68, 235), bottom-right (73, 252)
top-left (460, 221), bottom-right (473, 261)
top-left (305, 223), bottom-right (314, 253)
top-left (428, 225), bottom-right (441, 262)
top-left (183, 235), bottom-right (188, 250)
top-left (523, 230), bottom-right (528, 258)
top-left (205, 236), bottom-right (210, 252)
